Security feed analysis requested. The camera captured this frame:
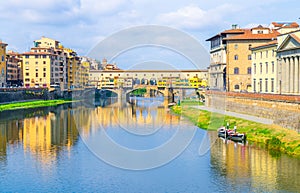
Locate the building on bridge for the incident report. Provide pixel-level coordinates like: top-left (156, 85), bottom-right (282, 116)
top-left (88, 69), bottom-right (208, 89)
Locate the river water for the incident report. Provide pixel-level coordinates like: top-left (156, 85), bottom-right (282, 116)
top-left (0, 97), bottom-right (299, 192)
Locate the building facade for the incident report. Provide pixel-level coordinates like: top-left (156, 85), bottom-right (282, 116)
top-left (0, 40), bottom-right (8, 87)
top-left (22, 37), bottom-right (89, 90)
top-left (206, 26), bottom-right (246, 90)
top-left (277, 30), bottom-right (300, 95)
top-left (225, 25), bottom-right (279, 92)
top-left (6, 51), bottom-right (23, 86)
top-left (89, 69), bottom-right (208, 89)
top-left (251, 41), bottom-right (278, 93)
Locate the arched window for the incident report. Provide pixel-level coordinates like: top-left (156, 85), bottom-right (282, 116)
top-left (234, 85), bottom-right (240, 90)
top-left (234, 55), bottom-right (238, 60)
top-left (234, 67), bottom-right (239, 74)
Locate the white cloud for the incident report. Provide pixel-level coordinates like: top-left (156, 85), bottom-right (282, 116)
top-left (157, 4), bottom-right (240, 30)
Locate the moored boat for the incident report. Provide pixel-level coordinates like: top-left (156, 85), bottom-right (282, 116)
top-left (228, 133), bottom-right (246, 142)
top-left (217, 127), bottom-right (233, 138)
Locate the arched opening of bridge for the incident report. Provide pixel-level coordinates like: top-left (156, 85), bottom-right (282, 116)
top-left (95, 89), bottom-right (119, 107)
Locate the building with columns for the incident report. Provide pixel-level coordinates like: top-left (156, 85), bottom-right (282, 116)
top-left (277, 30), bottom-right (300, 95)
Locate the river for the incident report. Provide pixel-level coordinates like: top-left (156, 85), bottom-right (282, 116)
top-left (0, 97), bottom-right (299, 192)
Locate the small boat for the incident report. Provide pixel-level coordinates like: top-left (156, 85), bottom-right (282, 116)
top-left (217, 127), bottom-right (233, 138)
top-left (228, 133), bottom-right (246, 142)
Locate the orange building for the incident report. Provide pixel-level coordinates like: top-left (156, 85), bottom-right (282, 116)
top-left (224, 25), bottom-right (279, 92)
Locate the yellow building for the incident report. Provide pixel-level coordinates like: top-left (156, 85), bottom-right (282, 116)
top-left (224, 25), bottom-right (279, 92)
top-left (0, 40), bottom-right (8, 87)
top-left (23, 37), bottom-right (89, 90)
top-left (34, 36), bottom-right (61, 49)
top-left (251, 41), bottom-right (278, 93)
top-left (22, 49), bottom-right (53, 88)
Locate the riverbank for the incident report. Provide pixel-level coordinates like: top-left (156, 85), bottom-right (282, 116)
top-left (0, 100), bottom-right (74, 112)
top-left (172, 102), bottom-right (300, 158)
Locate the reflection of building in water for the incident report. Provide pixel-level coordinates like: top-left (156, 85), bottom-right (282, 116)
top-left (85, 104), bottom-right (180, 132)
top-left (23, 108), bottom-right (80, 165)
top-left (0, 120), bottom-right (24, 160)
top-left (210, 137), bottom-right (300, 192)
top-left (0, 107), bottom-right (79, 166)
top-left (23, 114), bottom-right (53, 164)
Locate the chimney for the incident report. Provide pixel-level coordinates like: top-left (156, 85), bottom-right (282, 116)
top-left (232, 24), bottom-right (238, 29)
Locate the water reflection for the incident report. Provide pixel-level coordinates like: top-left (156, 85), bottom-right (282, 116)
top-left (210, 136), bottom-right (300, 192)
top-left (0, 98), bottom-right (300, 192)
top-left (0, 105), bottom-right (79, 166)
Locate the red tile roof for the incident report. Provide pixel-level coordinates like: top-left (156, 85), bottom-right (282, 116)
top-left (221, 29), bottom-right (246, 34)
top-left (23, 52), bottom-right (55, 55)
top-left (224, 29), bottom-right (280, 40)
top-left (272, 22), bottom-right (299, 28)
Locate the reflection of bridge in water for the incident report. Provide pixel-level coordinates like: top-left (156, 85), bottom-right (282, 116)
top-left (96, 84), bottom-right (206, 106)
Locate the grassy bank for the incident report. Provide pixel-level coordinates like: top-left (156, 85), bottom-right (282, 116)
top-left (172, 103), bottom-right (300, 158)
top-left (0, 100), bottom-right (73, 112)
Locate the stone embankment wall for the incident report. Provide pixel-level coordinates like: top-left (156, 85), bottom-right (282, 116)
top-left (206, 91), bottom-right (300, 132)
top-left (0, 88), bottom-right (96, 104)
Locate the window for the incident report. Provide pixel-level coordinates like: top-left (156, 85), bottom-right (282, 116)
top-left (248, 55), bottom-right (252, 60)
top-left (272, 50), bottom-right (275, 57)
top-left (272, 61), bottom-right (274, 73)
top-left (248, 44), bottom-right (252, 50)
top-left (253, 79), bottom-right (256, 92)
top-left (260, 52), bottom-right (262, 59)
top-left (254, 53), bottom-right (256, 60)
top-left (25, 55), bottom-right (29, 58)
top-left (36, 73), bottom-right (38, 77)
top-left (234, 67), bottom-right (239, 74)
top-left (254, 63), bottom-right (256, 74)
top-left (247, 67), bottom-right (251, 74)
top-left (43, 73), bottom-right (46, 77)
top-left (25, 72), bottom-right (29, 76)
top-left (266, 62), bottom-right (268, 74)
top-left (266, 51), bottom-right (268, 58)
top-left (1, 55), bottom-right (4, 62)
top-left (234, 44), bottom-right (238, 50)
top-left (35, 61), bottom-right (38, 65)
top-left (265, 78), bottom-right (268, 92)
top-left (42, 55), bottom-right (47, 58)
top-left (43, 61), bottom-right (46, 64)
top-left (234, 85), bottom-right (240, 90)
top-left (259, 78), bottom-right (262, 92)
top-left (25, 61), bottom-right (29, 65)
top-left (43, 68), bottom-right (46, 71)
top-left (25, 78), bottom-right (30, 82)
top-left (260, 63), bottom-right (262, 74)
top-left (271, 78), bottom-right (274, 92)
top-left (234, 55), bottom-right (238, 60)
top-left (35, 55), bottom-right (39, 58)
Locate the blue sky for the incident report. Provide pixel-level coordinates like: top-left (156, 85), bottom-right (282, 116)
top-left (0, 0), bottom-right (299, 69)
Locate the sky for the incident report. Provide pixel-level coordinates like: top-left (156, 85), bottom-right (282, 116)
top-left (0, 0), bottom-right (299, 69)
